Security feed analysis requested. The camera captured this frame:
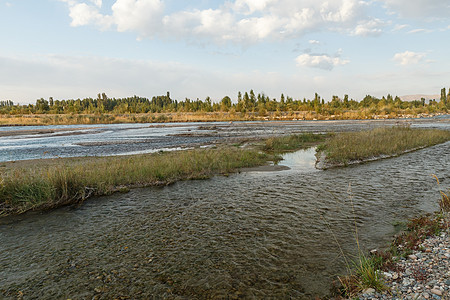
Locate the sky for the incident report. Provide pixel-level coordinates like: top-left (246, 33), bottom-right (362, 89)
top-left (0, 0), bottom-right (449, 104)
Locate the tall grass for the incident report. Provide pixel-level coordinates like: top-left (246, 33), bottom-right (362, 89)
top-left (0, 148), bottom-right (272, 216)
top-left (317, 126), bottom-right (450, 167)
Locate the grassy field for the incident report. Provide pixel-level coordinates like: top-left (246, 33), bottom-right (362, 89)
top-left (316, 126), bottom-right (450, 168)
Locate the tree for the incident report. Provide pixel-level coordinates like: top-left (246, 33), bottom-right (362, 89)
top-left (440, 87), bottom-right (446, 105)
top-left (220, 96), bottom-right (232, 111)
top-left (447, 88), bottom-right (450, 108)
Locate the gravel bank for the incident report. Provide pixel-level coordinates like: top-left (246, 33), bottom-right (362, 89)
top-left (358, 220), bottom-right (450, 300)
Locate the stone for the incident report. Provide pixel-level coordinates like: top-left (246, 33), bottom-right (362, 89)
top-left (430, 288), bottom-right (442, 296)
top-left (408, 254), bottom-right (418, 260)
top-left (428, 280), bottom-right (437, 287)
top-left (363, 288), bottom-right (375, 294)
top-left (423, 292), bottom-right (430, 299)
top-left (392, 272), bottom-right (399, 280)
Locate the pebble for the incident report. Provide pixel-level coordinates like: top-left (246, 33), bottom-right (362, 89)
top-left (363, 288), bottom-right (375, 294)
top-left (431, 288), bottom-right (443, 296)
top-left (408, 254), bottom-right (418, 260)
top-left (356, 227), bottom-right (449, 299)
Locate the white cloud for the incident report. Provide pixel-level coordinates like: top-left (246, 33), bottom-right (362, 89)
top-left (393, 51), bottom-right (425, 65)
top-left (380, 0), bottom-right (450, 19)
top-left (112, 0), bottom-right (163, 37)
top-left (407, 28), bottom-right (433, 34)
top-left (296, 53), bottom-right (350, 70)
top-left (309, 40), bottom-right (320, 44)
top-left (60, 0), bottom-right (376, 44)
top-left (392, 24), bottom-right (408, 31)
top-left (233, 0), bottom-right (275, 15)
top-left (352, 18), bottom-right (385, 36)
top-left (68, 3), bottom-right (107, 27)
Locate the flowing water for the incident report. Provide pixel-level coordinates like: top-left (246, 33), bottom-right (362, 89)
top-left (0, 118), bottom-right (449, 299)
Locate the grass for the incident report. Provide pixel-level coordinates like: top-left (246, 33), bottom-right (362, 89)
top-left (317, 126), bottom-right (450, 168)
top-left (337, 253), bottom-right (386, 297)
top-left (262, 132), bottom-right (327, 152)
top-left (0, 147), bottom-right (276, 216)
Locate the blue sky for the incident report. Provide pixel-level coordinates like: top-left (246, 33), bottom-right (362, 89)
top-left (1, 0), bottom-right (449, 104)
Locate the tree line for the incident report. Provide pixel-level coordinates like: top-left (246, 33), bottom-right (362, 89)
top-left (1, 88), bottom-right (449, 115)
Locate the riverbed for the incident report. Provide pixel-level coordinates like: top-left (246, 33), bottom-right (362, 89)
top-left (0, 118), bottom-right (449, 298)
top-left (1, 117), bottom-right (448, 162)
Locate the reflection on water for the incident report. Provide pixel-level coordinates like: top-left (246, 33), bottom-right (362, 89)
top-left (279, 147), bottom-right (319, 171)
top-left (1, 141), bottom-right (448, 299)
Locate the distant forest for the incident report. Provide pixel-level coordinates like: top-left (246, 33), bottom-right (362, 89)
top-left (1, 88), bottom-right (449, 116)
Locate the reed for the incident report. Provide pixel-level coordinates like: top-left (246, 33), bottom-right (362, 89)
top-left (0, 148), bottom-right (273, 216)
top-left (317, 126), bottom-right (450, 167)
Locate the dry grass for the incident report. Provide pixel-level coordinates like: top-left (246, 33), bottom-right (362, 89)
top-left (1, 111), bottom-right (445, 126)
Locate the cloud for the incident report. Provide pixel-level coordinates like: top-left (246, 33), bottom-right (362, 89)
top-left (68, 3), bottom-right (111, 28)
top-left (407, 28), bottom-right (433, 34)
top-left (393, 51), bottom-right (425, 65)
top-left (392, 24), bottom-right (408, 31)
top-left (60, 0), bottom-right (376, 44)
top-left (352, 18), bottom-right (385, 36)
top-left (380, 0), bottom-right (450, 19)
top-left (309, 40), bottom-right (320, 44)
top-left (296, 53), bottom-right (350, 70)
top-left (112, 0), bottom-right (164, 36)
top-left (232, 0), bottom-right (275, 15)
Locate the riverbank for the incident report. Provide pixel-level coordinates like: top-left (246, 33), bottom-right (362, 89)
top-left (337, 212), bottom-right (450, 300)
top-left (0, 112), bottom-right (448, 126)
top-left (336, 181), bottom-right (450, 299)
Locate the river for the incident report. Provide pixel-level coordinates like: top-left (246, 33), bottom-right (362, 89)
top-left (0, 117), bottom-right (449, 298)
top-left (1, 117), bottom-right (448, 162)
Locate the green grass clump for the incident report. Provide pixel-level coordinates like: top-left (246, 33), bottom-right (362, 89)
top-left (338, 252), bottom-right (386, 297)
top-left (263, 133), bottom-right (327, 152)
top-left (317, 126), bottom-right (450, 166)
top-left (0, 147), bottom-right (272, 216)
